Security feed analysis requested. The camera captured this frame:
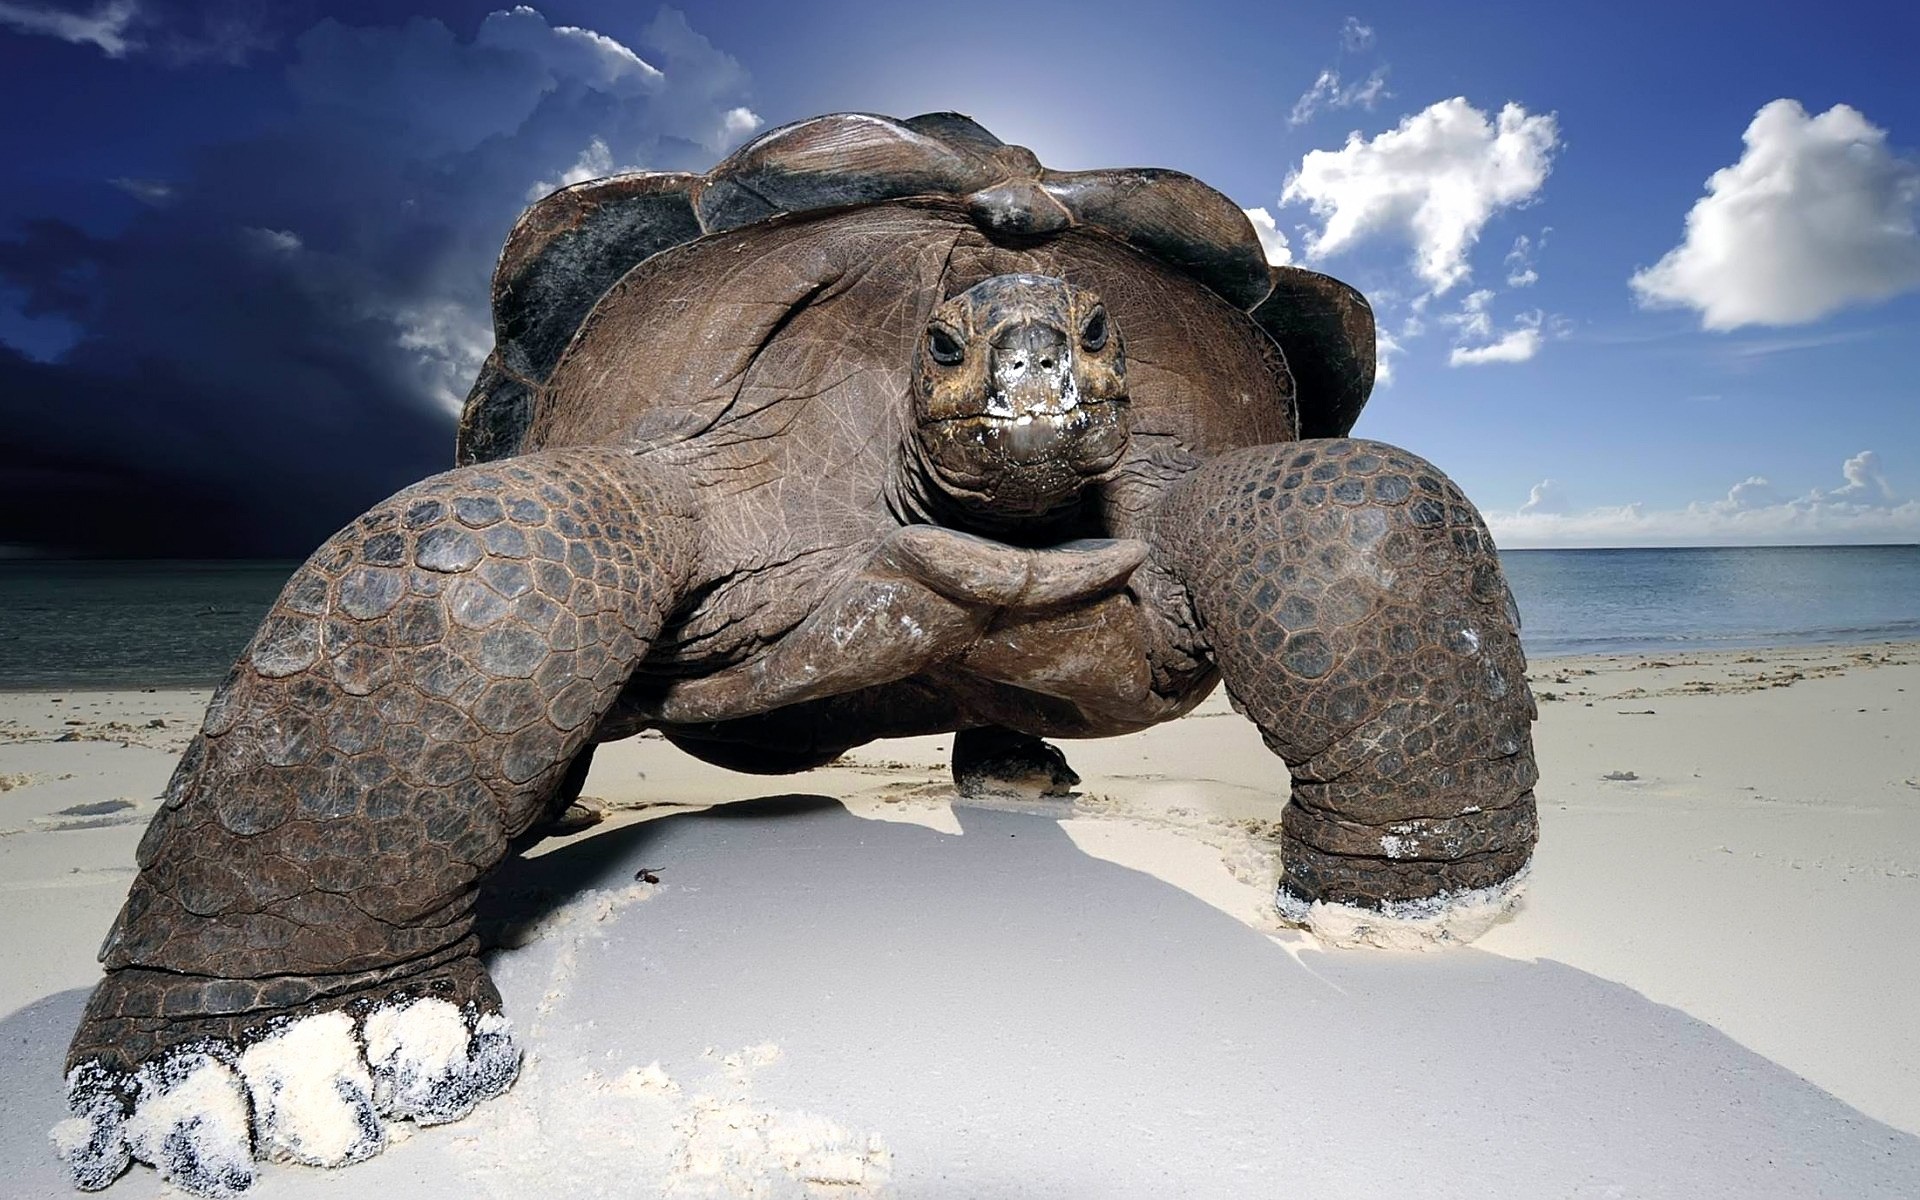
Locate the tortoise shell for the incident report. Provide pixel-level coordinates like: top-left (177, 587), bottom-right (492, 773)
top-left (458, 111), bottom-right (1374, 465)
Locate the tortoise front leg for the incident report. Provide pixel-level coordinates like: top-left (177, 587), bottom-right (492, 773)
top-left (58, 448), bottom-right (695, 1195)
top-left (1152, 438), bottom-right (1538, 942)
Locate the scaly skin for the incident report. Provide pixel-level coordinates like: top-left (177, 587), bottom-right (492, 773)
top-left (1151, 438), bottom-right (1538, 909)
top-left (62, 448), bottom-right (696, 1192)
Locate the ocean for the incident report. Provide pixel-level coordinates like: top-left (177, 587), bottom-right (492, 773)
top-left (2, 546), bottom-right (1917, 689)
top-left (1501, 545), bottom-right (1920, 658)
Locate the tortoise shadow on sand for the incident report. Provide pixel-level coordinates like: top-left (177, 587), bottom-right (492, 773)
top-left (7, 795), bottom-right (1919, 1198)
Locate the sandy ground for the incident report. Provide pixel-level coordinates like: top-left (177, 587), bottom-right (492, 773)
top-left (1, 641), bottom-right (1916, 1196)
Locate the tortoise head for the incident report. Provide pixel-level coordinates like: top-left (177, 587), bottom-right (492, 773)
top-left (908, 274), bottom-right (1129, 520)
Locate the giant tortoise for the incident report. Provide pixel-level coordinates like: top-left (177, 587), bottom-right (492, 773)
top-left (57, 111), bottom-right (1537, 1195)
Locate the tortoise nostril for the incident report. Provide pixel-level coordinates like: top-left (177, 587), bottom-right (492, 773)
top-left (1039, 356), bottom-right (1055, 369)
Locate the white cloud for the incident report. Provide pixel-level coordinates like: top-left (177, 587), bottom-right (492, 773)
top-left (1822, 449), bottom-right (1896, 503)
top-left (1504, 231), bottom-right (1544, 287)
top-left (551, 17), bottom-right (663, 86)
top-left (1288, 15), bottom-right (1389, 126)
top-left (1722, 476), bottom-right (1779, 510)
top-left (1715, 328), bottom-right (1877, 361)
top-left (527, 110), bottom-right (761, 200)
top-left (636, 8), bottom-right (757, 155)
top-left (1442, 290), bottom-right (1546, 365)
top-left (1519, 478), bottom-right (1567, 515)
top-left (111, 176), bottom-right (174, 205)
top-left (1288, 67), bottom-right (1391, 126)
top-left (478, 6), bottom-right (663, 96)
top-left (1283, 98), bottom-right (1560, 295)
top-left (1372, 327), bottom-right (1402, 386)
top-left (1489, 451), bottom-right (1920, 547)
top-left (1450, 325), bottom-right (1541, 366)
top-left (1242, 207), bottom-right (1294, 266)
top-left (1444, 288), bottom-right (1496, 340)
top-left (0, 0), bottom-right (267, 64)
top-left (391, 298), bottom-right (495, 415)
top-left (1631, 99), bottom-right (1920, 329)
top-left (242, 227), bottom-right (303, 255)
top-left (0, 0), bottom-right (137, 56)
top-left (713, 105), bottom-right (763, 151)
top-left (528, 137), bottom-right (622, 200)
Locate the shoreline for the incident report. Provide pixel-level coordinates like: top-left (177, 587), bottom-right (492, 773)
top-left (4, 635), bottom-right (1917, 700)
top-left (3, 638), bottom-right (1917, 1193)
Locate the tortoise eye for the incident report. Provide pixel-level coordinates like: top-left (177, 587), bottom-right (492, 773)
top-left (927, 326), bottom-right (965, 366)
top-left (1081, 306), bottom-right (1108, 351)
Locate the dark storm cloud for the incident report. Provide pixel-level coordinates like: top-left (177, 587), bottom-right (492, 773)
top-left (0, 5), bottom-right (760, 556)
top-left (0, 0), bottom-right (275, 64)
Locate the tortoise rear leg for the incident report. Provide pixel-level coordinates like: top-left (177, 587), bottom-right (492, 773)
top-left (58, 449), bottom-right (694, 1195)
top-left (1153, 438), bottom-right (1538, 944)
top-left (516, 744), bottom-right (603, 844)
top-left (952, 726), bottom-right (1081, 799)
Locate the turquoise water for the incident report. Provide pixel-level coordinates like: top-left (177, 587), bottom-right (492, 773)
top-left (1, 546), bottom-right (1917, 689)
top-left (1501, 545), bottom-right (1920, 657)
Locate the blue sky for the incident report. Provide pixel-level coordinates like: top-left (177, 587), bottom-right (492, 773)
top-left (1, 0), bottom-right (1915, 553)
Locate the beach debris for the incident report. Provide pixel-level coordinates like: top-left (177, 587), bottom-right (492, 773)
top-left (546, 797), bottom-right (606, 837)
top-left (57, 799), bottom-right (135, 817)
top-left (1617, 710), bottom-right (1658, 716)
top-left (32, 798), bottom-right (147, 831)
top-left (1601, 771), bottom-right (1639, 782)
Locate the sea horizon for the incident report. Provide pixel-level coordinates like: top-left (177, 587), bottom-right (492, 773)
top-left (3, 544), bottom-right (1918, 689)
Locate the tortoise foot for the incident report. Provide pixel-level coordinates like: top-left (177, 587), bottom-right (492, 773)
top-left (56, 956), bottom-right (519, 1196)
top-left (1274, 806), bottom-right (1535, 950)
top-left (1274, 863), bottom-right (1532, 950)
top-left (952, 726), bottom-right (1081, 800)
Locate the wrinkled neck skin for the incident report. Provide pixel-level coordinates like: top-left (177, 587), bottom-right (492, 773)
top-left (888, 429), bottom-right (1117, 546)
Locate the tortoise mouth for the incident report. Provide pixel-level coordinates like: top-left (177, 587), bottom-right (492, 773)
top-left (919, 396), bottom-right (1127, 466)
top-left (911, 396), bottom-right (1130, 519)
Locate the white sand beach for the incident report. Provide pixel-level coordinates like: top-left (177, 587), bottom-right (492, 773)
top-left (2, 641), bottom-right (1917, 1197)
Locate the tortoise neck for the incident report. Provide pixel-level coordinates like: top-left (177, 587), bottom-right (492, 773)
top-left (888, 431), bottom-right (1107, 548)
